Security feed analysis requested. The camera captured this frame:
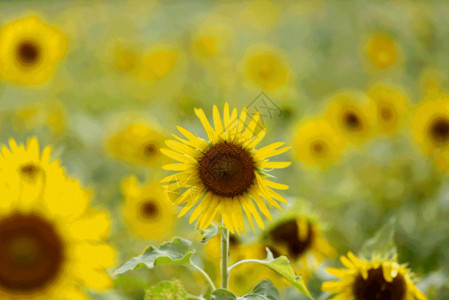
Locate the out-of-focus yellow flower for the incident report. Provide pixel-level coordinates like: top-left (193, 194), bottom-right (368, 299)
top-left (121, 176), bottom-right (175, 240)
top-left (113, 43), bottom-right (139, 72)
top-left (419, 68), bottom-right (445, 99)
top-left (134, 45), bottom-right (179, 80)
top-left (0, 138), bottom-right (115, 299)
top-left (0, 15), bottom-right (67, 86)
top-left (367, 84), bottom-right (409, 136)
top-left (161, 103), bottom-right (291, 234)
top-left (107, 123), bottom-right (168, 167)
top-left (364, 33), bottom-right (401, 70)
top-left (240, 0), bottom-right (281, 31)
top-left (322, 252), bottom-right (427, 300)
top-left (244, 48), bottom-right (289, 91)
top-left (324, 90), bottom-right (376, 145)
top-left (13, 100), bottom-right (66, 134)
top-left (293, 118), bottom-right (346, 169)
top-left (191, 20), bottom-right (232, 58)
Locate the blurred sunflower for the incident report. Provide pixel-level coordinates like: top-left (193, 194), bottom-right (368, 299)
top-left (161, 103), bottom-right (291, 234)
top-left (263, 216), bottom-right (335, 269)
top-left (293, 118), bottom-right (346, 169)
top-left (121, 176), bottom-right (175, 240)
top-left (134, 45), bottom-right (179, 80)
top-left (244, 48), bottom-right (289, 91)
top-left (322, 252), bottom-right (427, 300)
top-left (107, 123), bottom-right (167, 167)
top-left (367, 84), bottom-right (409, 136)
top-left (0, 138), bottom-right (115, 299)
top-left (411, 98), bottom-right (449, 155)
top-left (191, 20), bottom-right (231, 59)
top-left (324, 91), bottom-right (376, 145)
top-left (0, 15), bottom-right (67, 86)
top-left (364, 33), bottom-right (401, 70)
top-left (113, 43), bottom-right (139, 73)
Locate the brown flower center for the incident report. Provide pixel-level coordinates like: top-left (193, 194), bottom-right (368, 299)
top-left (380, 107), bottom-right (393, 121)
top-left (343, 111), bottom-right (362, 131)
top-left (311, 140), bottom-right (327, 156)
top-left (20, 163), bottom-right (41, 179)
top-left (0, 214), bottom-right (64, 293)
top-left (354, 267), bottom-right (406, 300)
top-left (143, 143), bottom-right (157, 157)
top-left (17, 41), bottom-right (40, 66)
top-left (429, 117), bottom-right (449, 145)
top-left (198, 142), bottom-right (255, 197)
top-left (140, 200), bottom-right (159, 219)
top-left (268, 219), bottom-right (314, 261)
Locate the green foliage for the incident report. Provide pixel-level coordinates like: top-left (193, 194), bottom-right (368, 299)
top-left (145, 281), bottom-right (197, 300)
top-left (115, 237), bottom-right (196, 275)
top-left (200, 225), bottom-right (219, 244)
top-left (211, 280), bottom-right (281, 300)
top-left (360, 217), bottom-right (397, 259)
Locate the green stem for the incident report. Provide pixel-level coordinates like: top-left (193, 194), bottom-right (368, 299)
top-left (228, 259), bottom-right (263, 273)
top-left (190, 259), bottom-right (216, 291)
top-left (221, 227), bottom-right (229, 289)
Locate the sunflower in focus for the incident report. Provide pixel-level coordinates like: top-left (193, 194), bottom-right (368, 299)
top-left (293, 118), bottom-right (346, 169)
top-left (367, 84), bottom-right (409, 136)
top-left (161, 103), bottom-right (291, 234)
top-left (0, 138), bottom-right (115, 299)
top-left (322, 252), bottom-right (427, 300)
top-left (121, 176), bottom-right (175, 240)
top-left (244, 48), bottom-right (289, 91)
top-left (107, 122), bottom-right (167, 167)
top-left (324, 91), bottom-right (376, 145)
top-left (0, 15), bottom-right (67, 86)
top-left (364, 33), bottom-right (401, 70)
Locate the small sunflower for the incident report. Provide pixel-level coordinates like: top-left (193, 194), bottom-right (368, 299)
top-left (191, 20), bottom-right (231, 58)
top-left (244, 48), bottom-right (289, 90)
top-left (107, 122), bottom-right (168, 167)
top-left (293, 118), bottom-right (347, 169)
top-left (324, 90), bottom-right (376, 145)
top-left (134, 45), bottom-right (179, 80)
top-left (161, 103), bottom-right (291, 234)
top-left (0, 138), bottom-right (115, 299)
top-left (364, 33), bottom-right (401, 70)
top-left (0, 15), bottom-right (67, 86)
top-left (367, 84), bottom-right (409, 136)
top-left (322, 252), bottom-right (427, 300)
top-left (121, 176), bottom-right (175, 240)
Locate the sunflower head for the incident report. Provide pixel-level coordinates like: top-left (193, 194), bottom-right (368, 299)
top-left (364, 33), bottom-right (401, 70)
top-left (161, 103), bottom-right (291, 234)
top-left (323, 252), bottom-right (427, 300)
top-left (134, 45), bottom-right (179, 80)
top-left (192, 20), bottom-right (231, 58)
top-left (121, 176), bottom-right (176, 239)
top-left (0, 15), bottom-right (67, 85)
top-left (293, 118), bottom-right (347, 169)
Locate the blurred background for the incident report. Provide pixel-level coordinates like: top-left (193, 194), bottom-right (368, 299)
top-left (0, 0), bottom-right (448, 299)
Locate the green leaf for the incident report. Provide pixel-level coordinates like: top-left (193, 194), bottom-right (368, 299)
top-left (211, 280), bottom-right (281, 300)
top-left (200, 225), bottom-right (219, 244)
top-left (259, 248), bottom-right (313, 299)
top-left (115, 237), bottom-right (196, 275)
top-left (360, 218), bottom-right (397, 259)
top-left (145, 281), bottom-right (198, 300)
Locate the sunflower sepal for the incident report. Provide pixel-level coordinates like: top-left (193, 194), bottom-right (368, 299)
top-left (200, 224), bottom-right (219, 244)
top-left (211, 279), bottom-right (281, 300)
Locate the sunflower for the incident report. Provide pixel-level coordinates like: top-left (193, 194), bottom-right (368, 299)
top-left (161, 103), bottom-right (291, 234)
top-left (322, 252), bottom-right (427, 300)
top-left (0, 138), bottom-right (115, 299)
top-left (121, 176), bottom-right (175, 240)
top-left (244, 48), bottom-right (289, 90)
top-left (293, 118), bottom-right (347, 169)
top-left (324, 90), bottom-right (376, 145)
top-left (191, 20), bottom-right (231, 58)
top-left (107, 122), bottom-right (168, 167)
top-left (367, 84), bottom-right (409, 136)
top-left (262, 216), bottom-right (335, 271)
top-left (134, 45), bottom-right (179, 80)
top-left (13, 100), bottom-right (66, 135)
top-left (0, 15), bottom-right (67, 86)
top-left (364, 33), bottom-right (401, 70)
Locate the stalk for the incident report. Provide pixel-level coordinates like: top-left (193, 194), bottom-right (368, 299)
top-left (221, 227), bottom-right (229, 289)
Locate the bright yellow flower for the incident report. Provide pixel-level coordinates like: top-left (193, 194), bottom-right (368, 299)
top-left (324, 90), bottom-right (376, 145)
top-left (0, 15), bottom-right (67, 86)
top-left (161, 103), bottom-right (291, 234)
top-left (322, 252), bottom-right (427, 300)
top-left (293, 118), bottom-right (347, 169)
top-left (364, 33), bottom-right (401, 70)
top-left (367, 84), bottom-right (410, 136)
top-left (107, 123), bottom-right (168, 167)
top-left (245, 49), bottom-right (289, 90)
top-left (121, 176), bottom-right (175, 240)
top-left (0, 138), bottom-right (115, 299)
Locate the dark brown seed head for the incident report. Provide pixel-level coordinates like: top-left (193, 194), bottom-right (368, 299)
top-left (354, 267), bottom-right (406, 300)
top-left (17, 41), bottom-right (40, 66)
top-left (198, 142), bottom-right (255, 198)
top-left (343, 111), bottom-right (362, 131)
top-left (140, 199), bottom-right (159, 219)
top-left (20, 163), bottom-right (41, 179)
top-left (429, 117), bottom-right (449, 145)
top-left (0, 214), bottom-right (64, 293)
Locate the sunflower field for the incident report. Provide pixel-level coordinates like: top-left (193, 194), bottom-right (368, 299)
top-left (0, 1), bottom-right (448, 299)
